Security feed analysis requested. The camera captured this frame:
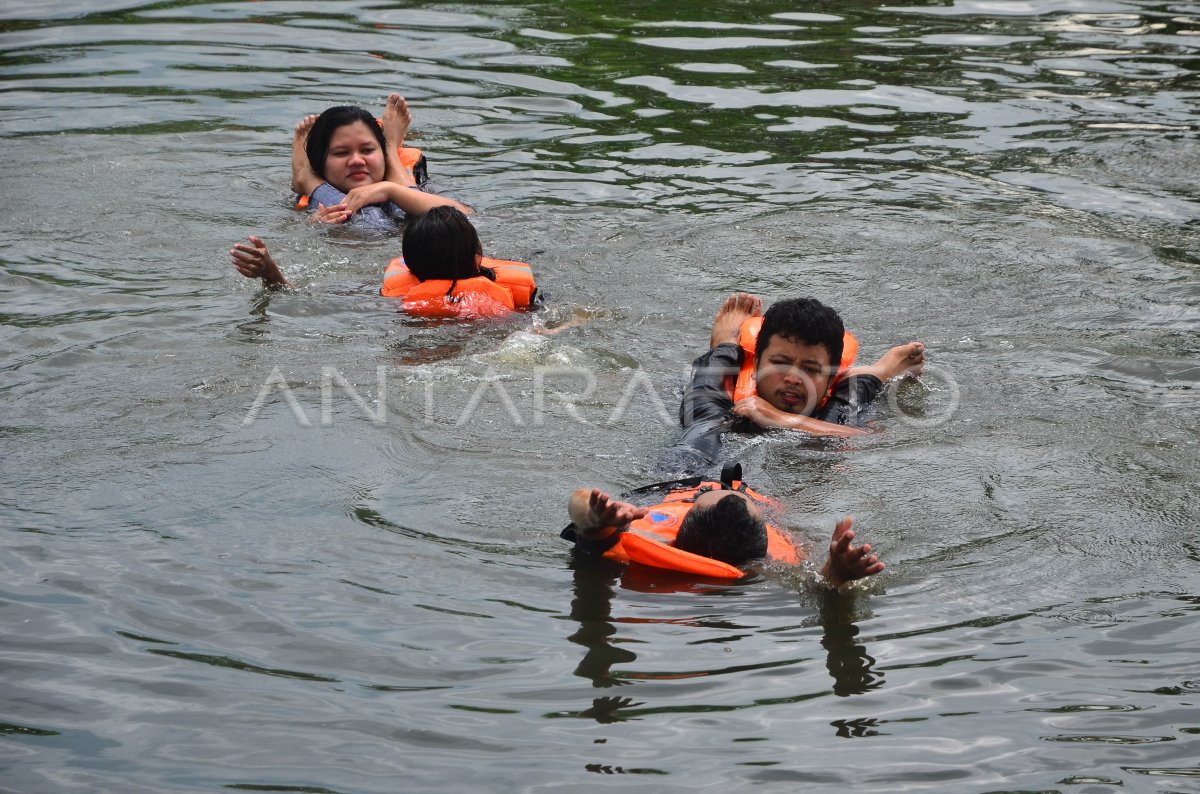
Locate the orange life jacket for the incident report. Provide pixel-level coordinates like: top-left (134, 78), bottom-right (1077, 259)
top-left (601, 479), bottom-right (801, 579)
top-left (381, 257), bottom-right (537, 318)
top-left (294, 146), bottom-right (425, 210)
top-left (723, 316), bottom-right (858, 411)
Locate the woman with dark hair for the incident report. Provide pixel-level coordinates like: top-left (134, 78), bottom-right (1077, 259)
top-left (382, 206), bottom-right (538, 317)
top-left (399, 204), bottom-right (484, 281)
top-left (290, 93), bottom-right (470, 228)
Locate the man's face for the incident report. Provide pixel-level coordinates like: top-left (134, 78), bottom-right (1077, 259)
top-left (754, 334), bottom-right (833, 416)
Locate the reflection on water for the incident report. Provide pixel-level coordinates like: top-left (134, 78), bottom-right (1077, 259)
top-left (2, 0), bottom-right (1199, 791)
top-left (565, 549), bottom-right (888, 728)
top-left (567, 555), bottom-right (635, 691)
top-left (821, 600), bottom-right (884, 698)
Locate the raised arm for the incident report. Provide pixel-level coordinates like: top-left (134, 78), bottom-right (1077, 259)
top-left (231, 236), bottom-right (291, 289)
top-left (567, 488), bottom-right (648, 541)
top-left (819, 517), bottom-right (885, 590)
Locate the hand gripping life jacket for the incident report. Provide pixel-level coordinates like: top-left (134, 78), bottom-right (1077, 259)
top-left (723, 316), bottom-right (858, 411)
top-left (566, 465), bottom-right (802, 580)
top-left (294, 146), bottom-right (427, 210)
top-left (381, 256), bottom-right (537, 318)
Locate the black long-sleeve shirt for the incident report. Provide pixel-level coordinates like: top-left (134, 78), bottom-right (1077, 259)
top-left (659, 343), bottom-right (883, 473)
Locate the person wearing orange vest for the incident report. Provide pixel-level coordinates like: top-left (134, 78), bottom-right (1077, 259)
top-left (232, 207), bottom-right (539, 318)
top-left (671, 292), bottom-right (925, 467)
top-left (380, 206), bottom-right (538, 318)
top-left (562, 463), bottom-right (884, 588)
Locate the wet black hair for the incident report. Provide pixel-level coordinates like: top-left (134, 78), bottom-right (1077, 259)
top-left (673, 493), bottom-right (767, 565)
top-left (401, 206), bottom-right (487, 282)
top-left (304, 105), bottom-right (390, 180)
top-left (755, 297), bottom-right (844, 371)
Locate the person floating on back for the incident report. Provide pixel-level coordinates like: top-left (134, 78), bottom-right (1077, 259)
top-left (562, 464), bottom-right (884, 589)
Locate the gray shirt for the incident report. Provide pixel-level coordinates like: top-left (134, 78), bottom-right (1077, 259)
top-left (306, 177), bottom-right (459, 230)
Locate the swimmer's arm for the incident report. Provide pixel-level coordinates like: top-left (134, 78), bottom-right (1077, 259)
top-left (567, 488), bottom-right (648, 541)
top-left (733, 396), bottom-right (868, 437)
top-left (231, 236), bottom-right (291, 289)
top-left (341, 181), bottom-right (473, 217)
top-left (819, 517), bottom-right (885, 590)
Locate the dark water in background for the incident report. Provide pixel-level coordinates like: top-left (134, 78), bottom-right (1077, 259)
top-left (2, 1), bottom-right (1198, 791)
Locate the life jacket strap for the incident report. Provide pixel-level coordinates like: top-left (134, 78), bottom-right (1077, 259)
top-left (627, 475), bottom-right (704, 496)
top-left (720, 462), bottom-right (742, 487)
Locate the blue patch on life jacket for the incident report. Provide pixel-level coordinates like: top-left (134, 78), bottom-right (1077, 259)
top-left (649, 511), bottom-right (669, 523)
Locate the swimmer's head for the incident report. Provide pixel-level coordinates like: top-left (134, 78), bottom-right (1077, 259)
top-left (673, 490), bottom-right (767, 565)
top-left (402, 206), bottom-right (485, 282)
top-left (753, 297), bottom-right (843, 415)
top-left (305, 105), bottom-right (390, 187)
top-left (756, 297), bottom-right (844, 373)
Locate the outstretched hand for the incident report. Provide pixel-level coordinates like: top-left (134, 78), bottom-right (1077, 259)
top-left (820, 517), bottom-right (885, 590)
top-left (568, 488), bottom-right (648, 540)
top-left (230, 236), bottom-right (290, 287)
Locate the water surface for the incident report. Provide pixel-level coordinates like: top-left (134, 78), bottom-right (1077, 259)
top-left (2, 1), bottom-right (1198, 791)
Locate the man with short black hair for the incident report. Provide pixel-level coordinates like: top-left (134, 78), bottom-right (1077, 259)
top-left (672, 292), bottom-right (925, 469)
top-left (563, 470), bottom-right (883, 589)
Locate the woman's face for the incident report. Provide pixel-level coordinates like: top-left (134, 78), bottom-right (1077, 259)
top-left (323, 121), bottom-right (385, 192)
